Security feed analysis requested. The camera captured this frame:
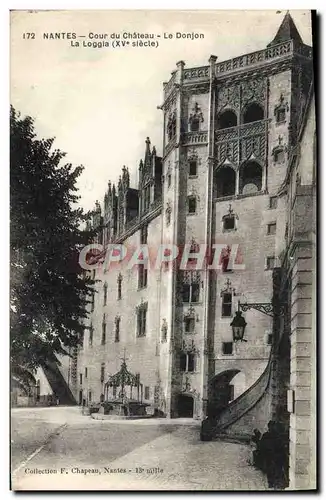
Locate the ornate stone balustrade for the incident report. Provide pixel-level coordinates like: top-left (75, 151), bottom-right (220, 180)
top-left (183, 66), bottom-right (210, 82)
top-left (182, 131), bottom-right (208, 146)
top-left (215, 40), bottom-right (294, 76)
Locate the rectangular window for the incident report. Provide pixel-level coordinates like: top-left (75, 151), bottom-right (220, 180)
top-left (137, 307), bottom-right (147, 337)
top-left (180, 353), bottom-right (187, 371)
top-left (79, 373), bottom-right (83, 385)
top-left (269, 196), bottom-right (278, 209)
top-left (188, 353), bottom-right (195, 372)
top-left (115, 317), bottom-right (120, 343)
top-left (188, 196), bottom-right (197, 214)
top-left (101, 318), bottom-right (106, 345)
top-left (144, 386), bottom-right (150, 400)
top-left (223, 216), bottom-right (235, 231)
top-left (189, 160), bottom-right (197, 177)
top-left (138, 265), bottom-right (148, 289)
top-left (140, 225), bottom-right (148, 245)
top-left (191, 283), bottom-right (200, 303)
top-left (266, 256), bottom-right (275, 270)
top-left (182, 283), bottom-right (200, 303)
top-left (182, 284), bottom-right (190, 303)
top-left (89, 324), bottom-right (93, 346)
top-left (222, 293), bottom-right (232, 317)
top-left (117, 277), bottom-right (122, 300)
top-left (222, 342), bottom-right (233, 355)
top-left (85, 367), bottom-right (88, 378)
top-left (100, 364), bottom-right (105, 383)
top-left (88, 391), bottom-right (92, 403)
top-left (103, 283), bottom-right (108, 306)
top-left (184, 317), bottom-right (195, 334)
top-left (267, 333), bottom-right (273, 345)
top-left (276, 109), bottom-right (286, 123)
top-left (267, 223), bottom-right (276, 235)
top-left (113, 386), bottom-right (117, 398)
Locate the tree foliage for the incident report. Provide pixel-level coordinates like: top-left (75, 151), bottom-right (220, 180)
top-left (10, 106), bottom-right (95, 374)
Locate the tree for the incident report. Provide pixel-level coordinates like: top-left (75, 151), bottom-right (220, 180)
top-left (10, 106), bottom-right (96, 381)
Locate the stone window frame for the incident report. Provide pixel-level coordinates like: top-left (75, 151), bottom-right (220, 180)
top-left (274, 93), bottom-right (289, 125)
top-left (188, 102), bottom-right (204, 132)
top-left (136, 301), bottom-right (148, 338)
top-left (161, 318), bottom-right (168, 343)
top-left (167, 109), bottom-right (177, 142)
top-left (222, 204), bottom-right (238, 233)
top-left (183, 305), bottom-right (198, 335)
top-left (265, 255), bottom-right (276, 271)
top-left (181, 271), bottom-right (202, 304)
top-left (269, 196), bottom-right (278, 209)
top-left (114, 315), bottom-right (121, 343)
top-left (88, 322), bottom-right (93, 347)
top-left (117, 272), bottom-right (123, 300)
top-left (101, 313), bottom-right (106, 345)
top-left (100, 363), bottom-right (105, 383)
top-left (103, 282), bottom-right (108, 306)
top-left (222, 342), bottom-right (234, 355)
top-left (267, 222), bottom-right (277, 235)
top-left (187, 195), bottom-right (198, 215)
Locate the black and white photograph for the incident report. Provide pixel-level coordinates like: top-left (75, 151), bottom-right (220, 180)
top-left (10, 9), bottom-right (316, 491)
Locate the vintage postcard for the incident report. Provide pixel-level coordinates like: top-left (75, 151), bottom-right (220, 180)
top-left (10, 9), bottom-right (316, 491)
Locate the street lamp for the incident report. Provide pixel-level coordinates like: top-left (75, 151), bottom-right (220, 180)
top-left (230, 310), bottom-right (247, 342)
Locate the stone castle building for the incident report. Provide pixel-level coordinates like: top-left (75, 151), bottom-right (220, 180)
top-left (54, 13), bottom-right (315, 489)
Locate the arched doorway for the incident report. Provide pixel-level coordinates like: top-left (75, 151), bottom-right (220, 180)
top-left (207, 369), bottom-right (241, 418)
top-left (177, 394), bottom-right (194, 417)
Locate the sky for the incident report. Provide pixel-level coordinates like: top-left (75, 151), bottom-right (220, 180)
top-left (10, 9), bottom-right (312, 211)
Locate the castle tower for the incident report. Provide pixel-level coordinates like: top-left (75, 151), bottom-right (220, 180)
top-left (158, 12), bottom-right (313, 419)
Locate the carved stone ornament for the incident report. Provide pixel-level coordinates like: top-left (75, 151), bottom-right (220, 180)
top-left (188, 102), bottom-right (204, 129)
top-left (271, 135), bottom-right (288, 162)
top-left (274, 93), bottom-right (289, 122)
top-left (220, 277), bottom-right (236, 297)
top-left (217, 84), bottom-right (240, 113)
top-left (222, 204), bottom-right (239, 223)
top-left (241, 78), bottom-right (266, 109)
top-left (181, 339), bottom-right (199, 354)
top-left (182, 270), bottom-right (202, 285)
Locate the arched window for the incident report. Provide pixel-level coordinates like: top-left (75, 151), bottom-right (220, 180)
top-left (239, 161), bottom-right (262, 194)
top-left (217, 110), bottom-right (237, 129)
top-left (214, 167), bottom-right (236, 198)
top-left (243, 103), bottom-right (264, 124)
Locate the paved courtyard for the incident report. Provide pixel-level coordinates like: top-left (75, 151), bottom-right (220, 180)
top-left (11, 406), bottom-right (268, 491)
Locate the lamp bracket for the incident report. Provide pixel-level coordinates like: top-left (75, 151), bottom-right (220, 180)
top-left (239, 302), bottom-right (286, 318)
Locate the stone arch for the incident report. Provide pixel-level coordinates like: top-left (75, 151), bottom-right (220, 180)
top-left (239, 160), bottom-right (263, 194)
top-left (242, 102), bottom-right (264, 124)
top-left (214, 165), bottom-right (236, 198)
top-left (208, 369), bottom-right (243, 418)
top-left (217, 109), bottom-right (237, 129)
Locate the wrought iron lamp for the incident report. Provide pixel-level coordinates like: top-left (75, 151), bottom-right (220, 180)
top-left (230, 310), bottom-right (247, 342)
